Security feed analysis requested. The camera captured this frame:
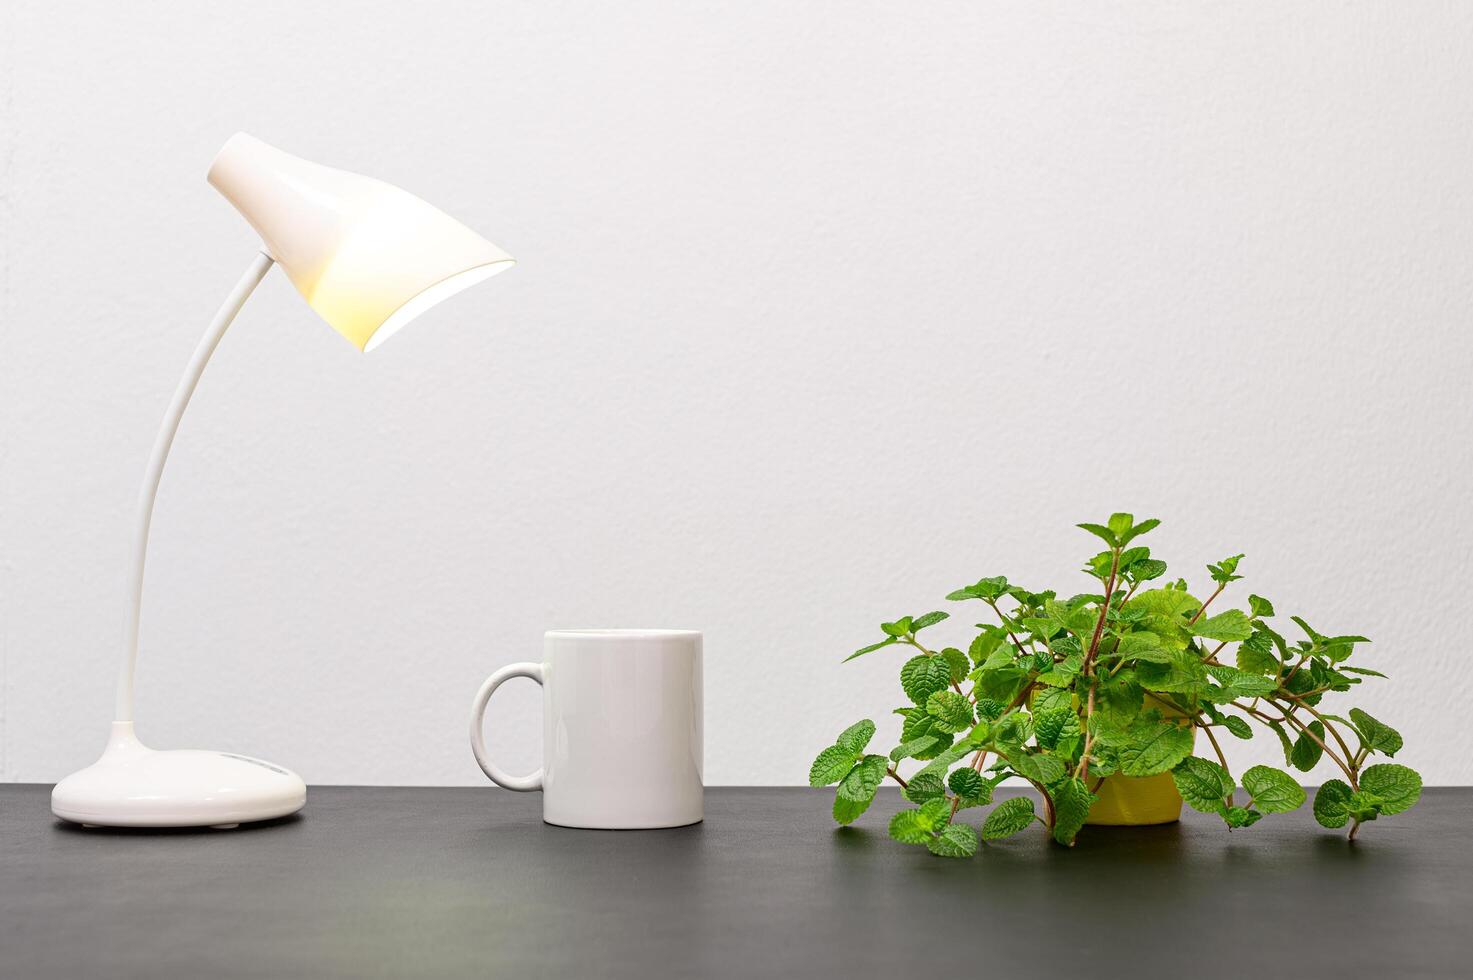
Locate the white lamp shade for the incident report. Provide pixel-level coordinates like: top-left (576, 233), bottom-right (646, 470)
top-left (207, 133), bottom-right (514, 351)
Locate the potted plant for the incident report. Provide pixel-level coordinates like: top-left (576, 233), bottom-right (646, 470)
top-left (810, 513), bottom-right (1421, 857)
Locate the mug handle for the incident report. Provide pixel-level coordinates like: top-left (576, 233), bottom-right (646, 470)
top-left (469, 662), bottom-right (544, 791)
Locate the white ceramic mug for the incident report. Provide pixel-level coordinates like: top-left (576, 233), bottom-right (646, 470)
top-left (470, 629), bottom-right (703, 829)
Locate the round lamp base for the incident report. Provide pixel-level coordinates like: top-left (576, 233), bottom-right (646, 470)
top-left (52, 723), bottom-right (305, 829)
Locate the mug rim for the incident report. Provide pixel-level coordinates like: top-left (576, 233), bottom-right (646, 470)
top-left (545, 628), bottom-right (700, 640)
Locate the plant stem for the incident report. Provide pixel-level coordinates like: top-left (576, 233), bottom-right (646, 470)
top-left (1076, 547), bottom-right (1121, 783)
top-left (984, 599), bottom-right (1032, 663)
top-left (1189, 582), bottom-right (1226, 625)
top-left (1024, 777), bottom-right (1055, 827)
top-left (1235, 700), bottom-right (1358, 788)
top-left (1197, 720), bottom-right (1235, 808)
top-left (1084, 549), bottom-right (1122, 669)
top-left (886, 767), bottom-right (909, 790)
top-left (1272, 694), bottom-right (1357, 768)
top-left (1074, 679), bottom-right (1099, 780)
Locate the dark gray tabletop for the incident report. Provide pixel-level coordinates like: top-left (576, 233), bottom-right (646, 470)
top-left (2, 784), bottom-right (1469, 979)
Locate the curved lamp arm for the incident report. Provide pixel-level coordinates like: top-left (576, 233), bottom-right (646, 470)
top-left (114, 250), bottom-right (276, 722)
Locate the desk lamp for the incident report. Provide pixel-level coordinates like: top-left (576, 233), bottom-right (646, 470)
top-left (51, 134), bottom-right (515, 828)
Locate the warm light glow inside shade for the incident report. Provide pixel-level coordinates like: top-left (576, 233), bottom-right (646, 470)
top-left (362, 263), bottom-right (512, 352)
top-left (208, 133), bottom-right (515, 350)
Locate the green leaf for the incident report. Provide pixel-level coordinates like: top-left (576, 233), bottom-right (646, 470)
top-left (1098, 674), bottom-right (1144, 727)
top-left (955, 780), bottom-right (993, 809)
top-left (1289, 721), bottom-right (1324, 772)
top-left (927, 822), bottom-right (979, 858)
top-left (1264, 719), bottom-right (1295, 766)
top-left (1127, 588), bottom-right (1202, 650)
top-left (1208, 554), bottom-right (1245, 583)
top-left (1341, 666), bottom-right (1387, 678)
top-left (837, 754), bottom-right (888, 802)
top-left (975, 645), bottom-right (1017, 674)
top-left (1127, 558), bottom-right (1168, 581)
top-left (1348, 708), bottom-right (1403, 757)
top-left (1223, 716), bottom-right (1253, 740)
top-left (881, 617), bottom-right (914, 638)
top-left (1189, 609), bottom-right (1253, 642)
top-left (982, 797), bottom-right (1037, 840)
top-left (1224, 806), bottom-right (1262, 828)
top-left (1045, 599), bottom-right (1099, 641)
top-left (1290, 615), bottom-right (1325, 643)
top-left (1107, 512), bottom-right (1134, 538)
top-left (890, 736), bottom-right (943, 763)
top-left (809, 744), bottom-right (858, 787)
top-left (1313, 780), bottom-right (1354, 828)
top-left (1283, 668), bottom-right (1320, 703)
top-left (1077, 522), bottom-right (1119, 548)
top-left (1116, 546), bottom-right (1150, 571)
top-left (1323, 636), bottom-right (1369, 663)
top-left (1248, 594), bottom-right (1275, 618)
top-left (969, 630), bottom-right (1007, 668)
top-left (903, 772), bottom-right (947, 804)
top-left (1125, 557), bottom-right (1160, 580)
top-left (911, 610), bottom-right (950, 632)
top-left (1120, 517), bottom-right (1160, 545)
top-left (887, 809), bottom-right (934, 844)
top-left (1137, 649), bottom-right (1209, 695)
top-left (900, 655), bottom-right (951, 706)
top-left (949, 576), bottom-right (1011, 601)
top-left (1237, 630), bottom-right (1280, 675)
top-left (940, 647), bottom-right (970, 683)
top-left (926, 690), bottom-right (975, 733)
top-left (1010, 751), bottom-right (1068, 788)
top-left (919, 797), bottom-right (950, 825)
top-left (843, 636), bottom-right (898, 661)
top-left (1036, 654), bottom-right (1083, 688)
top-left (1029, 685), bottom-right (1071, 713)
top-left (833, 793), bottom-right (871, 825)
top-left (1033, 706), bottom-right (1076, 750)
top-left (1172, 756), bottom-right (1233, 814)
top-left (1114, 632), bottom-right (1174, 664)
top-left (1242, 765), bottom-right (1305, 813)
top-left (948, 768), bottom-right (983, 798)
top-left (1116, 721), bottom-right (1195, 777)
top-left (1050, 778), bottom-right (1097, 846)
top-left (974, 697), bottom-right (1007, 721)
top-left (897, 709), bottom-right (953, 761)
top-left (914, 741), bottom-right (973, 783)
top-left (836, 754), bottom-right (889, 805)
top-left (1346, 791), bottom-right (1384, 823)
top-left (1205, 664), bottom-right (1278, 702)
top-left (1360, 764), bottom-right (1422, 815)
top-left (836, 720), bottom-right (876, 754)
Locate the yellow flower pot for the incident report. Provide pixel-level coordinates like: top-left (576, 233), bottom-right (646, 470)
top-left (1086, 708), bottom-right (1194, 826)
top-left (1086, 771), bottom-right (1185, 825)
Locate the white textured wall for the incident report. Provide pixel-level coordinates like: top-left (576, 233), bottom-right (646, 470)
top-left (3, 2), bottom-right (1471, 787)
